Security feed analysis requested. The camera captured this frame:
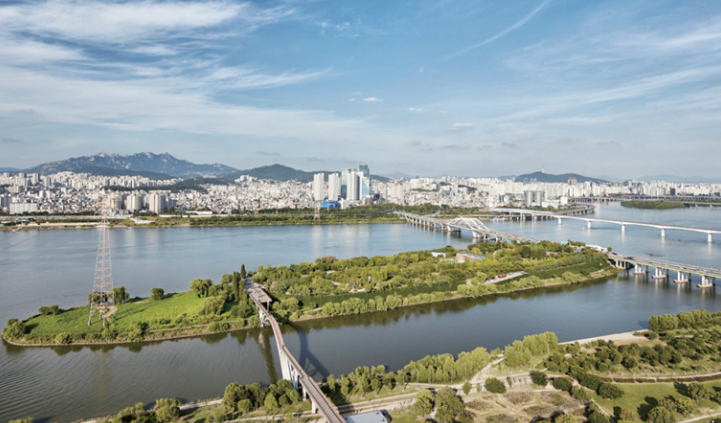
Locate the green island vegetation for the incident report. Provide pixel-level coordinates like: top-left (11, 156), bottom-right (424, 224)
top-left (2, 241), bottom-right (615, 346)
top-left (28, 308), bottom-right (721, 423)
top-left (621, 201), bottom-right (685, 210)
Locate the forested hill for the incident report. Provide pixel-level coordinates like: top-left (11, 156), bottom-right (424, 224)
top-left (27, 152), bottom-right (236, 178)
top-left (515, 171), bottom-right (607, 184)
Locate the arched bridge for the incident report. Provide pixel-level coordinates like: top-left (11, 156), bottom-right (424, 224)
top-left (245, 280), bottom-right (344, 423)
top-left (395, 211), bottom-right (541, 243)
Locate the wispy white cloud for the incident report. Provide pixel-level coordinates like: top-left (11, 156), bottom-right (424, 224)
top-left (0, 0), bottom-right (287, 44)
top-left (409, 107), bottom-right (424, 112)
top-left (363, 97), bottom-right (383, 102)
top-left (449, 123), bottom-right (473, 131)
top-left (446, 0), bottom-right (551, 59)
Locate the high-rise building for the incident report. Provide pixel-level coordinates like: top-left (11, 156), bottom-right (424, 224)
top-left (346, 170), bottom-right (360, 201)
top-left (327, 173), bottom-right (340, 200)
top-left (340, 169), bottom-right (351, 199)
top-left (313, 173), bottom-right (325, 201)
top-left (126, 194), bottom-right (144, 212)
top-left (148, 193), bottom-right (167, 214)
top-left (359, 164), bottom-right (369, 177)
top-left (359, 164), bottom-right (371, 199)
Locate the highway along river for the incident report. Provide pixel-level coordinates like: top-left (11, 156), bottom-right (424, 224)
top-left (1, 204), bottom-right (720, 422)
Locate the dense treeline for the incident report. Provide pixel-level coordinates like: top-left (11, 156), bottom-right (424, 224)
top-left (621, 201), bottom-right (685, 210)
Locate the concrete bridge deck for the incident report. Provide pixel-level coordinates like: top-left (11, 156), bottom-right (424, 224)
top-left (490, 208), bottom-right (720, 242)
top-left (245, 280), bottom-right (344, 423)
top-left (395, 211), bottom-right (542, 244)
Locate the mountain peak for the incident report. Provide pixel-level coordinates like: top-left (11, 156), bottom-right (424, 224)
top-left (28, 152), bottom-right (237, 178)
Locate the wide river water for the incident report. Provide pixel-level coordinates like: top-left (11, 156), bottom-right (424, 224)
top-left (1, 204), bottom-right (720, 422)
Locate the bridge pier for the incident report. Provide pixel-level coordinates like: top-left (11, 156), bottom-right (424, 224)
top-left (557, 218), bottom-right (562, 225)
top-left (674, 271), bottom-right (690, 284)
top-left (698, 276), bottom-right (715, 289)
top-left (621, 224), bottom-right (625, 233)
top-left (661, 228), bottom-right (666, 238)
top-left (652, 267), bottom-right (669, 280)
top-left (586, 221), bottom-right (592, 229)
top-left (709, 233), bottom-right (713, 243)
top-left (633, 264), bottom-right (647, 275)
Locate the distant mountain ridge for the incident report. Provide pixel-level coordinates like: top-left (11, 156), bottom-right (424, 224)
top-left (515, 171), bottom-right (607, 184)
top-left (223, 164), bottom-right (392, 183)
top-left (28, 152), bottom-right (236, 178)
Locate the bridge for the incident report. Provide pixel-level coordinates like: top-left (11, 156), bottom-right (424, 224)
top-left (395, 212), bottom-right (541, 243)
top-left (607, 253), bottom-right (720, 288)
top-left (245, 279), bottom-right (345, 423)
top-left (490, 208), bottom-right (721, 243)
top-left (570, 195), bottom-right (721, 208)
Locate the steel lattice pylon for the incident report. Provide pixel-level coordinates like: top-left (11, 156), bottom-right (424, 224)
top-left (88, 196), bottom-right (115, 326)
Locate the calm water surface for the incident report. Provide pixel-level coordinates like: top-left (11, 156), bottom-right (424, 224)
top-left (1, 205), bottom-right (720, 422)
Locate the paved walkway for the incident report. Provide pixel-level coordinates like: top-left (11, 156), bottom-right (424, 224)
top-left (560, 331), bottom-right (643, 345)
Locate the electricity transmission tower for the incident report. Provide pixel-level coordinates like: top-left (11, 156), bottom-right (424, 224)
top-left (88, 196), bottom-right (115, 326)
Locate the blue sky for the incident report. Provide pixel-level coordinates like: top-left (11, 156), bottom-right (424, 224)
top-left (1, 0), bottom-right (720, 178)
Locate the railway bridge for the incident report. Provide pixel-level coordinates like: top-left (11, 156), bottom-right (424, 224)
top-left (245, 280), bottom-right (344, 423)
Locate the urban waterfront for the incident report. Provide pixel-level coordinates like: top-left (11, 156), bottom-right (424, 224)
top-left (1, 204), bottom-right (720, 422)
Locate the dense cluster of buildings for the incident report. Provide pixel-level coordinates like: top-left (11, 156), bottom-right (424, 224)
top-left (1, 169), bottom-right (720, 215)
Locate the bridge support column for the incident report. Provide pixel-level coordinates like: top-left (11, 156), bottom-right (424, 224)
top-left (557, 218), bottom-right (562, 225)
top-left (698, 276), bottom-right (715, 288)
top-left (587, 221), bottom-right (591, 229)
top-left (661, 228), bottom-right (666, 238)
top-left (652, 268), bottom-right (668, 280)
top-left (633, 264), bottom-right (646, 275)
top-left (621, 224), bottom-right (625, 233)
top-left (674, 272), bottom-right (689, 284)
top-left (708, 233), bottom-right (713, 243)
top-left (472, 231), bottom-right (481, 239)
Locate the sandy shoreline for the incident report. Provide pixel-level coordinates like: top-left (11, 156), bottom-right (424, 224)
top-left (560, 330), bottom-right (646, 345)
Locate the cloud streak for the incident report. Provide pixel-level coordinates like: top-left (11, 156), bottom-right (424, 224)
top-left (446, 0), bottom-right (551, 59)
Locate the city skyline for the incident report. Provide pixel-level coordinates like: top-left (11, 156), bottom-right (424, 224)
top-left (2, 0), bottom-right (721, 178)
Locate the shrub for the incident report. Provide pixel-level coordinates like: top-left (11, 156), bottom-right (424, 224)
top-left (485, 378), bottom-right (507, 394)
top-left (553, 377), bottom-right (573, 392)
top-left (208, 322), bottom-right (229, 332)
top-left (151, 288), bottom-right (164, 301)
top-left (55, 333), bottom-right (72, 345)
top-left (2, 318), bottom-right (27, 340)
top-left (598, 383), bottom-right (624, 400)
top-left (571, 386), bottom-right (589, 400)
top-left (531, 371), bottom-right (548, 386)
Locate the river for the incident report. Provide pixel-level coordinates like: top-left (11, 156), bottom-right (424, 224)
top-left (1, 204), bottom-right (719, 422)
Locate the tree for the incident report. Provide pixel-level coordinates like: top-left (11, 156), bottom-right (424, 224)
top-left (598, 383), bottom-right (624, 400)
top-left (647, 407), bottom-right (675, 423)
top-left (151, 288), bottom-right (164, 301)
top-left (531, 371), bottom-right (548, 387)
top-left (589, 411), bottom-right (608, 423)
top-left (687, 383), bottom-right (711, 402)
top-left (326, 374), bottom-right (336, 392)
top-left (2, 318), bottom-right (27, 340)
top-left (240, 264), bottom-right (247, 278)
top-left (571, 386), bottom-right (589, 401)
top-left (675, 397), bottom-right (697, 416)
top-left (190, 278), bottom-right (213, 298)
top-left (156, 403), bottom-right (180, 422)
top-left (553, 414), bottom-right (577, 423)
top-left (264, 393), bottom-right (279, 411)
top-left (201, 296), bottom-right (226, 315)
top-left (436, 388), bottom-right (465, 423)
top-left (413, 388), bottom-right (435, 417)
top-left (485, 378), bottom-right (506, 394)
top-left (113, 286), bottom-right (130, 304)
top-left (462, 382), bottom-right (472, 395)
top-left (371, 378), bottom-right (381, 395)
top-left (553, 378), bottom-right (573, 392)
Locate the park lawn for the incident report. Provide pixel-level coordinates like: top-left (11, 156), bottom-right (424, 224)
top-left (589, 382), bottom-right (721, 420)
top-left (26, 291), bottom-right (232, 335)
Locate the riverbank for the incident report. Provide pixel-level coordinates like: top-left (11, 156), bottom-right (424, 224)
top-left (0, 217), bottom-right (408, 231)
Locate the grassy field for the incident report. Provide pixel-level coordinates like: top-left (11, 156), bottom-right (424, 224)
top-left (588, 381), bottom-right (721, 420)
top-left (25, 291), bottom-right (237, 336)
